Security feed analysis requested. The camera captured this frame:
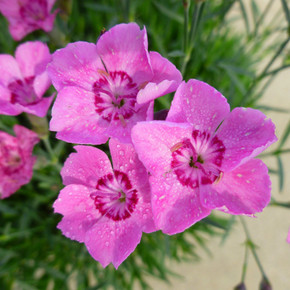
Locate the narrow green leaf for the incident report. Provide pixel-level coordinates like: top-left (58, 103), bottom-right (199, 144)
top-left (153, 1), bottom-right (183, 24)
top-left (218, 62), bottom-right (255, 77)
top-left (277, 155), bottom-right (284, 192)
top-left (278, 121), bottom-right (290, 150)
top-left (167, 50), bottom-right (185, 58)
top-left (255, 105), bottom-right (289, 113)
top-left (238, 0), bottom-right (250, 35)
top-left (83, 3), bottom-right (114, 12)
top-left (251, 0), bottom-right (260, 29)
top-left (281, 0), bottom-right (290, 25)
top-left (219, 63), bottom-right (247, 94)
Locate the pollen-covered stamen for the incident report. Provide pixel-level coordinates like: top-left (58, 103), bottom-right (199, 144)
top-left (91, 170), bottom-right (138, 221)
top-left (171, 130), bottom-right (225, 188)
top-left (93, 71), bottom-right (138, 122)
top-left (0, 139), bottom-right (23, 174)
top-left (8, 76), bottom-right (40, 106)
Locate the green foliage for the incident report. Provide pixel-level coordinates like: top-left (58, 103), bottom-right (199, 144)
top-left (0, 0), bottom-right (289, 289)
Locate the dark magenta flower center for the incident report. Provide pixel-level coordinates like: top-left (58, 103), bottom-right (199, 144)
top-left (90, 170), bottom-right (138, 221)
top-left (93, 71), bottom-right (138, 123)
top-left (0, 138), bottom-right (23, 174)
top-left (171, 130), bottom-right (225, 188)
top-left (19, 0), bottom-right (48, 23)
top-left (8, 77), bottom-right (40, 106)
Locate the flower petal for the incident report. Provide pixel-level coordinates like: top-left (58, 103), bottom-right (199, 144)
top-left (137, 51), bottom-right (182, 104)
top-left (61, 146), bottom-right (112, 187)
top-left (15, 41), bottom-right (52, 78)
top-left (50, 86), bottom-right (109, 144)
top-left (200, 159), bottom-right (271, 215)
top-left (109, 139), bottom-right (156, 233)
top-left (131, 121), bottom-right (192, 176)
top-left (166, 80), bottom-right (230, 135)
top-left (47, 41), bottom-right (103, 91)
top-left (85, 219), bottom-right (142, 268)
top-left (0, 85), bottom-right (22, 115)
top-left (150, 173), bottom-right (211, 234)
top-left (53, 184), bottom-right (99, 242)
top-left (216, 107), bottom-right (277, 171)
top-left (0, 55), bottom-right (22, 86)
top-left (96, 23), bottom-right (153, 85)
top-left (14, 124), bottom-right (39, 154)
top-left (105, 102), bottom-right (152, 144)
top-left (20, 94), bottom-right (54, 117)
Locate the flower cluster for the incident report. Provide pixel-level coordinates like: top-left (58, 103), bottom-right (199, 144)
top-left (0, 41), bottom-right (54, 117)
top-left (0, 0), bottom-right (288, 279)
top-left (0, 2), bottom-right (281, 266)
top-left (0, 125), bottom-right (39, 199)
top-left (49, 23), bottom-right (277, 267)
top-left (0, 0), bottom-right (58, 41)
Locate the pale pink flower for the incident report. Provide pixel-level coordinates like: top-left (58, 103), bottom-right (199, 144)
top-left (0, 0), bottom-right (57, 41)
top-left (0, 41), bottom-right (54, 117)
top-left (47, 22), bottom-right (182, 144)
top-left (287, 228), bottom-right (290, 243)
top-left (132, 80), bottom-right (277, 235)
top-left (53, 139), bottom-right (156, 268)
top-left (0, 125), bottom-right (39, 199)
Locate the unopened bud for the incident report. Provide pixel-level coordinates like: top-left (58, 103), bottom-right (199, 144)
top-left (259, 277), bottom-right (272, 290)
top-left (234, 282), bottom-right (246, 290)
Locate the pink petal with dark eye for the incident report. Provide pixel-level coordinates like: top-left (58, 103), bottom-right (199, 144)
top-left (216, 107), bottom-right (277, 171)
top-left (61, 146), bottom-right (112, 187)
top-left (132, 121), bottom-right (192, 176)
top-left (166, 80), bottom-right (230, 135)
top-left (200, 159), bottom-right (271, 215)
top-left (109, 139), bottom-right (156, 233)
top-left (0, 85), bottom-right (22, 115)
top-left (20, 94), bottom-right (54, 117)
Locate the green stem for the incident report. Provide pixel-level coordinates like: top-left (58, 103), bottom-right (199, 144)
top-left (270, 200), bottom-right (290, 208)
top-left (181, 1), bottom-right (204, 75)
top-left (183, 0), bottom-right (189, 54)
top-left (259, 148), bottom-right (290, 157)
top-left (253, 0), bottom-right (274, 36)
top-left (240, 217), bottom-right (269, 281)
top-left (121, 0), bottom-right (130, 22)
top-left (42, 138), bottom-right (61, 171)
top-left (241, 245), bottom-right (249, 282)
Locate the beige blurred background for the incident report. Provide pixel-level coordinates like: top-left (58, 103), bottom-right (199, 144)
top-left (149, 1), bottom-right (290, 289)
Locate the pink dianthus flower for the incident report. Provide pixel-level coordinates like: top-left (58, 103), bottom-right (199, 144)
top-left (132, 79), bottom-right (277, 235)
top-left (0, 0), bottom-right (58, 41)
top-left (53, 139), bottom-right (156, 268)
top-left (47, 22), bottom-right (182, 144)
top-left (0, 125), bottom-right (39, 199)
top-left (0, 41), bottom-right (54, 117)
